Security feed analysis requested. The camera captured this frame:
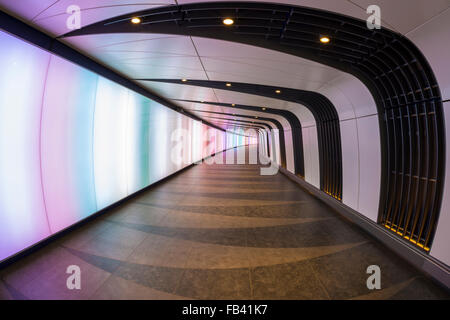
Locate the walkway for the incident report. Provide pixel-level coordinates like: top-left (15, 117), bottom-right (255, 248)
top-left (0, 146), bottom-right (448, 299)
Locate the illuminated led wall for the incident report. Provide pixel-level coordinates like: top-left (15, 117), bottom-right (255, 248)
top-left (0, 30), bottom-right (245, 262)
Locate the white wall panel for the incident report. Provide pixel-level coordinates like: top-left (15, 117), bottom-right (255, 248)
top-left (93, 78), bottom-right (129, 210)
top-left (285, 103), bottom-right (316, 127)
top-left (357, 115), bottom-right (381, 222)
top-left (332, 74), bottom-right (377, 118)
top-left (340, 119), bottom-right (360, 210)
top-left (318, 83), bottom-right (356, 121)
top-left (284, 129), bottom-right (295, 173)
top-left (308, 127), bottom-right (320, 189)
top-left (272, 129), bottom-right (281, 166)
top-left (302, 126), bottom-right (320, 188)
top-left (407, 8), bottom-right (450, 100)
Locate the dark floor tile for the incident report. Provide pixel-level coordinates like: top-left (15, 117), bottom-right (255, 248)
top-left (0, 279), bottom-right (27, 300)
top-left (308, 243), bottom-right (378, 299)
top-left (169, 190), bottom-right (310, 202)
top-left (115, 221), bottom-right (248, 246)
top-left (353, 241), bottom-right (417, 286)
top-left (63, 247), bottom-right (123, 274)
top-left (175, 268), bottom-right (252, 299)
top-left (115, 263), bottom-right (184, 294)
top-left (247, 219), bottom-right (367, 248)
top-left (251, 261), bottom-right (329, 300)
top-left (389, 277), bottom-right (450, 300)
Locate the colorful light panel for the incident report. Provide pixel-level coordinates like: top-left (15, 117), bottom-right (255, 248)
top-left (0, 30), bottom-right (246, 263)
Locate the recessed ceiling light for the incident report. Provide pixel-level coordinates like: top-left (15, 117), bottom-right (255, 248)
top-left (262, 107), bottom-right (266, 110)
top-left (131, 17), bottom-right (141, 24)
top-left (275, 89), bottom-right (281, 94)
top-left (226, 83), bottom-right (232, 87)
top-left (223, 18), bottom-right (234, 26)
top-left (181, 78), bottom-right (188, 82)
top-left (320, 36), bottom-right (330, 44)
top-left (231, 103), bottom-right (235, 107)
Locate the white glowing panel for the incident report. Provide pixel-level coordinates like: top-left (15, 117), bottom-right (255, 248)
top-left (0, 31), bottom-right (51, 260)
top-left (93, 77), bottom-right (129, 209)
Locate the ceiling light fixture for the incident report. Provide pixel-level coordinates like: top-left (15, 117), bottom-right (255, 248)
top-left (226, 83), bottom-right (232, 87)
top-left (320, 36), bottom-right (330, 44)
top-left (181, 78), bottom-right (188, 82)
top-left (275, 89), bottom-right (281, 94)
top-left (262, 107), bottom-right (266, 110)
top-left (231, 103), bottom-right (235, 106)
top-left (223, 18), bottom-right (234, 26)
top-left (131, 17), bottom-right (141, 24)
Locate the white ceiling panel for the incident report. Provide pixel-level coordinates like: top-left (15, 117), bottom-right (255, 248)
top-left (213, 88), bottom-right (291, 110)
top-left (114, 64), bottom-right (207, 80)
top-left (176, 101), bottom-right (225, 114)
top-left (2, 0), bottom-right (447, 128)
top-left (193, 37), bottom-right (342, 91)
top-left (65, 33), bottom-right (180, 51)
top-left (193, 36), bottom-right (331, 68)
top-left (66, 34), bottom-right (206, 80)
top-left (201, 56), bottom-right (336, 84)
top-left (78, 35), bottom-right (198, 55)
top-left (34, 0), bottom-right (175, 19)
top-left (205, 71), bottom-right (325, 92)
top-left (0, 1), bottom-right (176, 36)
top-left (352, 0), bottom-right (450, 34)
top-left (0, 0), bottom-right (56, 20)
top-left (138, 81), bottom-right (218, 102)
top-left (113, 56), bottom-right (204, 71)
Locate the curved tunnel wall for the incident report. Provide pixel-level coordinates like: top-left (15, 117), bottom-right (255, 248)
top-left (0, 30), bottom-right (245, 263)
top-left (67, 2), bottom-right (447, 255)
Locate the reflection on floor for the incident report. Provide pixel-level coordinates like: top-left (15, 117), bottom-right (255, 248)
top-left (0, 146), bottom-right (448, 300)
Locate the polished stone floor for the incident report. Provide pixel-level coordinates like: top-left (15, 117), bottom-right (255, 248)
top-left (0, 146), bottom-right (448, 300)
